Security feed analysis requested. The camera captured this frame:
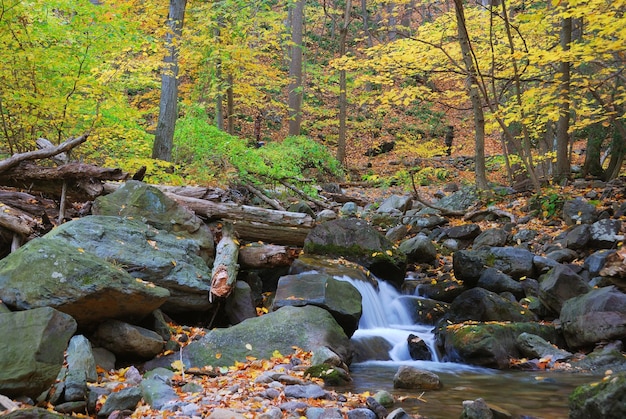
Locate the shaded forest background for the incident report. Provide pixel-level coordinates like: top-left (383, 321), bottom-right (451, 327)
top-left (0, 0), bottom-right (625, 194)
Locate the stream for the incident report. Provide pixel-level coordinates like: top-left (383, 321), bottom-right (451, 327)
top-left (335, 276), bottom-right (602, 418)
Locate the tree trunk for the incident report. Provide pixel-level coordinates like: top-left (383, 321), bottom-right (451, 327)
top-left (214, 25), bottom-right (224, 130)
top-left (555, 13), bottom-right (572, 183)
top-left (152, 0), bottom-right (187, 161)
top-left (453, 0), bottom-right (489, 190)
top-left (288, 0), bottom-right (305, 136)
top-left (227, 73), bottom-right (235, 135)
top-left (336, 0), bottom-right (352, 164)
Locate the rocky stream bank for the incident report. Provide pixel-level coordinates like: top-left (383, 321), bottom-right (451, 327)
top-left (1, 178), bottom-right (626, 418)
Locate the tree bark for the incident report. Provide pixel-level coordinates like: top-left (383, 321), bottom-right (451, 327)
top-left (555, 12), bottom-right (572, 183)
top-left (453, 0), bottom-right (489, 190)
top-left (336, 0), bottom-right (353, 164)
top-left (210, 222), bottom-right (240, 301)
top-left (152, 0), bottom-right (187, 161)
top-left (288, 0), bottom-right (305, 136)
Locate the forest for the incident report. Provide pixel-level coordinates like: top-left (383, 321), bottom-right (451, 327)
top-left (0, 0), bottom-right (624, 194)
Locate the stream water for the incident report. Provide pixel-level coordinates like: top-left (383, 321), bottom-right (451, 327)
top-left (335, 276), bottom-right (602, 419)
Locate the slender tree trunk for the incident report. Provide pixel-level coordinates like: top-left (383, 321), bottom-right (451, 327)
top-left (336, 0), bottom-right (352, 164)
top-left (453, 0), bottom-right (489, 190)
top-left (152, 0), bottom-right (187, 161)
top-left (288, 0), bottom-right (305, 136)
top-left (361, 0), bottom-right (374, 48)
top-left (555, 13), bottom-right (572, 183)
top-left (214, 26), bottom-right (224, 130)
top-left (227, 73), bottom-right (234, 135)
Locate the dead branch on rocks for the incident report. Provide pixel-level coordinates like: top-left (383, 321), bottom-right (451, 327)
top-left (0, 134), bottom-right (88, 174)
top-left (210, 222), bottom-right (240, 302)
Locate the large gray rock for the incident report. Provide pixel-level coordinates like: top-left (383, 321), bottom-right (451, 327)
top-left (93, 180), bottom-right (214, 262)
top-left (377, 195), bottom-right (412, 214)
top-left (516, 332), bottom-right (572, 362)
top-left (445, 288), bottom-right (537, 324)
top-left (304, 218), bottom-right (407, 286)
top-left (398, 234), bottom-right (437, 264)
top-left (46, 215), bottom-right (212, 313)
top-left (437, 322), bottom-right (560, 369)
top-left (560, 286), bottom-right (626, 349)
top-left (589, 219), bottom-right (624, 249)
top-left (162, 305), bottom-right (351, 369)
top-left (476, 267), bottom-right (524, 299)
top-left (0, 238), bottom-right (170, 327)
top-left (272, 272), bottom-right (362, 337)
top-left (538, 264), bottom-right (591, 315)
top-left (569, 371), bottom-right (626, 419)
top-left (92, 319), bottom-right (165, 360)
top-left (66, 335), bottom-right (98, 383)
top-left (392, 365), bottom-right (441, 390)
top-left (562, 198), bottom-right (597, 226)
top-left (0, 307), bottom-right (77, 398)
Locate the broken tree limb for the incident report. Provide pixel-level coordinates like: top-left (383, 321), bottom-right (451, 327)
top-left (464, 207), bottom-right (516, 223)
top-left (238, 243), bottom-right (300, 269)
top-left (0, 134), bottom-right (88, 174)
top-left (210, 222), bottom-right (240, 302)
top-left (279, 180), bottom-right (333, 210)
top-left (242, 181), bottom-right (285, 211)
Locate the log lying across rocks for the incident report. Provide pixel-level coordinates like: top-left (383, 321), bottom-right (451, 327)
top-left (166, 193), bottom-right (315, 246)
top-left (238, 243), bottom-right (300, 269)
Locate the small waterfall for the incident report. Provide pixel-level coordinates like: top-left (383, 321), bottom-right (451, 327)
top-left (335, 275), bottom-right (441, 363)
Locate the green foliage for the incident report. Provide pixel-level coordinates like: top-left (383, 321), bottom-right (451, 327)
top-left (173, 111), bottom-right (343, 188)
top-left (529, 192), bottom-right (565, 219)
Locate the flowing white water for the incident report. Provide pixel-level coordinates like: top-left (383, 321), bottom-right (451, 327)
top-left (336, 275), bottom-right (489, 374)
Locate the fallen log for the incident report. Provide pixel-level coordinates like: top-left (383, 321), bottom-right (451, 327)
top-left (0, 161), bottom-right (127, 201)
top-left (0, 134), bottom-right (88, 174)
top-left (210, 222), bottom-right (240, 302)
top-left (0, 202), bottom-right (36, 236)
top-left (238, 243), bottom-right (300, 269)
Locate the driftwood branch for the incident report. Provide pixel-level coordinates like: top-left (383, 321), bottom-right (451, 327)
top-left (0, 134), bottom-right (88, 174)
top-left (210, 222), bottom-right (240, 302)
top-left (410, 171), bottom-right (466, 216)
top-left (279, 180), bottom-right (333, 210)
top-left (242, 181), bottom-right (285, 211)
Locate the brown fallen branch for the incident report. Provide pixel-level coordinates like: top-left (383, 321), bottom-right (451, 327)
top-left (410, 172), bottom-right (466, 216)
top-left (210, 222), bottom-right (240, 302)
top-left (0, 134), bottom-right (88, 174)
top-left (0, 162), bottom-right (127, 201)
top-left (242, 181), bottom-right (285, 211)
top-left (238, 243), bottom-right (300, 269)
top-left (279, 179), bottom-right (333, 210)
top-left (320, 191), bottom-right (369, 207)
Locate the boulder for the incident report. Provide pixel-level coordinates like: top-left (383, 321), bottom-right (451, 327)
top-left (92, 319), bottom-right (165, 360)
top-left (589, 219), bottom-right (623, 249)
top-left (560, 286), bottom-right (626, 349)
top-left (150, 305), bottom-right (351, 369)
top-left (303, 218), bottom-right (406, 286)
top-left (562, 198), bottom-right (597, 226)
top-left (445, 288), bottom-right (537, 324)
top-left (437, 187), bottom-right (479, 212)
top-left (488, 247), bottom-right (536, 279)
top-left (515, 332), bottom-right (572, 362)
top-left (407, 334), bottom-right (432, 361)
top-left (66, 335), bottom-right (98, 383)
top-left (351, 336), bottom-right (393, 362)
top-left (0, 307), bottom-right (77, 398)
top-left (538, 264), bottom-right (591, 315)
top-left (272, 272), bottom-right (362, 337)
top-left (472, 228), bottom-right (509, 249)
top-left (437, 322), bottom-right (559, 368)
top-left (46, 215), bottom-right (212, 313)
top-left (398, 234), bottom-right (437, 264)
top-left (223, 281), bottom-right (257, 325)
top-left (289, 255), bottom-right (373, 284)
top-left (377, 195), bottom-right (412, 214)
top-left (446, 224), bottom-right (481, 240)
top-left (392, 365), bottom-right (441, 390)
top-left (476, 268), bottom-right (524, 299)
top-left (452, 250), bottom-right (485, 287)
top-left (569, 371), bottom-right (626, 419)
top-left (0, 238), bottom-right (170, 327)
top-left (92, 180), bottom-right (214, 262)
top-left (394, 295), bottom-right (449, 325)
top-left (564, 224), bottom-right (591, 250)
